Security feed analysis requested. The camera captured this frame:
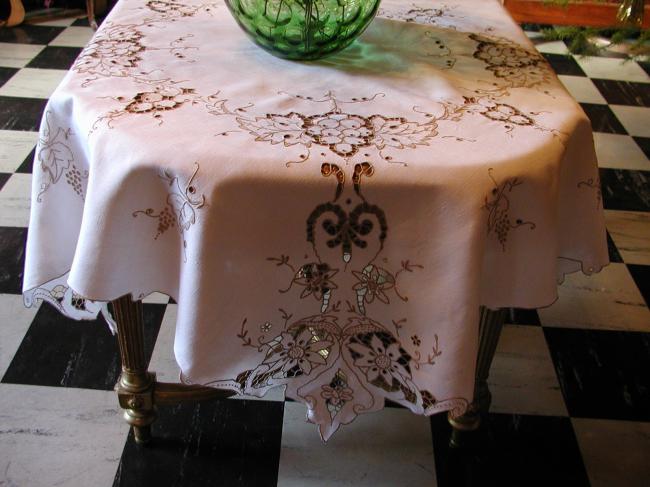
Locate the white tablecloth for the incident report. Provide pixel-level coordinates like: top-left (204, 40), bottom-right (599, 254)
top-left (23, 0), bottom-right (608, 439)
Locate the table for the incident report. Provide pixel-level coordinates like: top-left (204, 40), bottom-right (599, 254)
top-left (22, 0), bottom-right (609, 444)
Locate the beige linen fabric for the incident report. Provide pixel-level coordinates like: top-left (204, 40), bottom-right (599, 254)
top-left (23, 0), bottom-right (608, 439)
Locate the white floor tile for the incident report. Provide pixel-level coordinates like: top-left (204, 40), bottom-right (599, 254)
top-left (609, 105), bottom-right (650, 137)
top-left (141, 291), bottom-right (170, 304)
top-left (488, 325), bottom-right (567, 416)
top-left (278, 402), bottom-right (436, 487)
top-left (0, 173), bottom-right (32, 227)
top-left (536, 40), bottom-right (569, 55)
top-left (49, 26), bottom-right (95, 47)
top-left (0, 43), bottom-right (45, 68)
top-left (0, 383), bottom-right (128, 487)
top-left (0, 130), bottom-right (38, 172)
top-left (0, 295), bottom-right (38, 377)
top-left (575, 56), bottom-right (650, 83)
top-left (538, 263), bottom-right (650, 332)
top-left (572, 418), bottom-right (650, 487)
top-left (525, 31), bottom-right (544, 41)
top-left (0, 68), bottom-right (68, 99)
top-left (558, 75), bottom-right (607, 104)
top-left (593, 132), bottom-right (650, 170)
top-left (35, 17), bottom-right (80, 27)
top-left (605, 210), bottom-right (650, 266)
top-left (148, 303), bottom-right (181, 382)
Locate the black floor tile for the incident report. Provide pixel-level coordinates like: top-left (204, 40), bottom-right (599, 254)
top-left (632, 136), bottom-right (650, 160)
top-left (599, 168), bottom-right (650, 212)
top-left (72, 17), bottom-right (91, 27)
top-left (580, 103), bottom-right (627, 134)
top-left (26, 46), bottom-right (83, 70)
top-left (113, 399), bottom-right (284, 487)
top-left (542, 53), bottom-right (586, 76)
top-left (0, 25), bottom-right (65, 44)
top-left (1, 302), bottom-right (165, 390)
top-left (506, 308), bottom-right (541, 326)
top-left (637, 61), bottom-right (650, 77)
top-left (431, 413), bottom-right (590, 487)
top-left (0, 172), bottom-right (10, 191)
top-left (0, 67), bottom-right (18, 88)
top-left (591, 79), bottom-right (650, 107)
top-left (606, 231), bottom-right (624, 263)
top-left (627, 264), bottom-right (650, 307)
top-left (0, 97), bottom-right (47, 131)
top-left (15, 146), bottom-right (35, 174)
top-left (544, 327), bottom-right (650, 421)
top-left (0, 226), bottom-right (27, 294)
top-left (521, 23), bottom-right (549, 32)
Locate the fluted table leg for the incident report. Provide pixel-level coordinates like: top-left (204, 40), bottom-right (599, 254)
top-left (111, 295), bottom-right (156, 444)
top-left (448, 306), bottom-right (506, 448)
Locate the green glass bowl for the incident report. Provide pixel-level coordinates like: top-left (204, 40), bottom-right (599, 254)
top-left (225, 0), bottom-right (382, 60)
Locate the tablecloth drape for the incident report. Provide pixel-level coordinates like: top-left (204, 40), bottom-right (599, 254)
top-left (23, 0), bottom-right (608, 439)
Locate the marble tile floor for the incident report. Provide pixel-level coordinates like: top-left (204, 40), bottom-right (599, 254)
top-left (0, 8), bottom-right (649, 487)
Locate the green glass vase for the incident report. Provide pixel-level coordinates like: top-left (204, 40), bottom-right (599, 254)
top-left (225, 0), bottom-right (382, 60)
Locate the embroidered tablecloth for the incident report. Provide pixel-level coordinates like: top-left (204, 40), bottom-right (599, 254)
top-left (23, 0), bottom-right (608, 439)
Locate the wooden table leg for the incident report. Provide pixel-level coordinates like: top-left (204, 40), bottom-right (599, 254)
top-left (111, 295), bottom-right (156, 444)
top-left (448, 306), bottom-right (507, 448)
top-left (86, 0), bottom-right (97, 29)
top-left (111, 295), bottom-right (237, 445)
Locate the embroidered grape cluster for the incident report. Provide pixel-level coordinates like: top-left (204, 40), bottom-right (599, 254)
top-left (493, 205), bottom-right (512, 247)
top-left (155, 205), bottom-right (177, 238)
top-left (65, 165), bottom-right (85, 197)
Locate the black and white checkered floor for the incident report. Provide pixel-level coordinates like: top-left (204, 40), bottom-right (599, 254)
top-left (1, 9), bottom-right (649, 487)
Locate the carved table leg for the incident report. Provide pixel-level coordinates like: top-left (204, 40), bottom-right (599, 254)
top-left (111, 295), bottom-right (156, 445)
top-left (86, 0), bottom-right (97, 30)
top-left (448, 306), bottom-right (506, 448)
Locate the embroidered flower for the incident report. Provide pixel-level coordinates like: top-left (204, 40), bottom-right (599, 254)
top-left (293, 263), bottom-right (338, 301)
top-left (321, 384), bottom-right (354, 406)
top-left (263, 327), bottom-right (332, 375)
top-left (352, 264), bottom-right (396, 312)
top-left (348, 332), bottom-right (412, 391)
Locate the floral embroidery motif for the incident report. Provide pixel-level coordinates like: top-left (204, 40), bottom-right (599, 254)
top-left (93, 83), bottom-right (199, 129)
top-left (36, 111), bottom-right (87, 202)
top-left (145, 0), bottom-right (221, 19)
top-left (379, 3), bottom-right (462, 30)
top-left (484, 168), bottom-right (536, 250)
top-left (74, 23), bottom-right (194, 85)
top-left (578, 177), bottom-right (603, 208)
top-left (209, 155), bottom-right (460, 438)
top-left (456, 96), bottom-right (557, 136)
top-left (269, 258), bottom-right (339, 313)
top-left (23, 276), bottom-right (116, 332)
top-left (210, 91), bottom-right (440, 167)
top-left (133, 162), bottom-right (205, 260)
top-left (321, 370), bottom-right (354, 419)
top-left (352, 260), bottom-right (421, 315)
top-left (74, 24), bottom-right (145, 80)
top-left (470, 33), bottom-right (553, 91)
top-left (261, 325), bottom-right (333, 376)
top-left (348, 330), bottom-right (413, 395)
